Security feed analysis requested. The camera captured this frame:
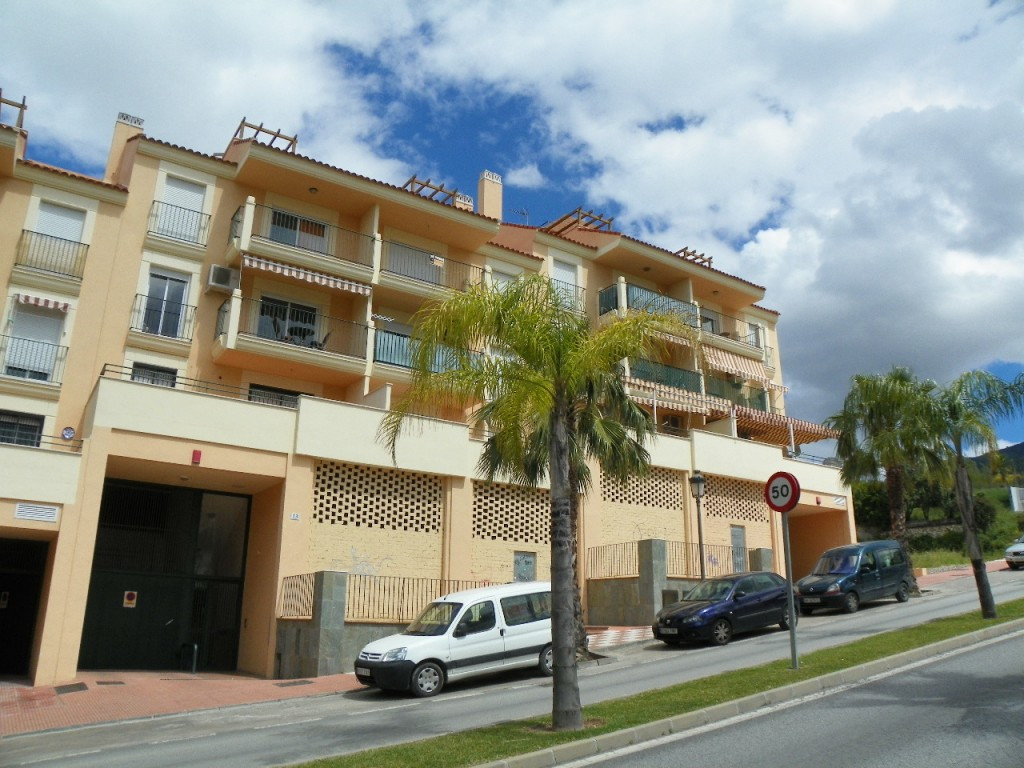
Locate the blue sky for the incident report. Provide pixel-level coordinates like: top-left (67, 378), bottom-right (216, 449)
top-left (4, 0), bottom-right (1023, 449)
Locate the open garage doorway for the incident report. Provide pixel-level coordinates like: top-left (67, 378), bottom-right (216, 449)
top-left (0, 539), bottom-right (48, 677)
top-left (79, 481), bottom-right (250, 672)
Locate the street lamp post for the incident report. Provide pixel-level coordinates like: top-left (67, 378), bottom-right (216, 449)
top-left (689, 470), bottom-right (707, 580)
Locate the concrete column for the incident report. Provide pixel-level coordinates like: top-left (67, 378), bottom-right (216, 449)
top-left (637, 539), bottom-right (668, 620)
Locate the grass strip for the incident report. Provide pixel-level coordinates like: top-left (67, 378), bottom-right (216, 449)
top-left (297, 598), bottom-right (1024, 768)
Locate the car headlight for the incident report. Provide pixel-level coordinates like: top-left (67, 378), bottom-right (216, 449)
top-left (681, 614), bottom-right (704, 624)
top-left (825, 583), bottom-right (841, 594)
top-left (381, 647), bottom-right (408, 662)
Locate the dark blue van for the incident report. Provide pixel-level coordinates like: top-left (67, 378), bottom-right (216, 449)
top-left (796, 540), bottom-right (911, 615)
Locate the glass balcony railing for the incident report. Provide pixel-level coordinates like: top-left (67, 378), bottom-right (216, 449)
top-left (373, 328), bottom-right (477, 373)
top-left (705, 376), bottom-right (769, 411)
top-left (629, 358), bottom-right (702, 393)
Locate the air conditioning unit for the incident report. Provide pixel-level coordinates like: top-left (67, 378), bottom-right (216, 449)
top-left (206, 265), bottom-right (240, 293)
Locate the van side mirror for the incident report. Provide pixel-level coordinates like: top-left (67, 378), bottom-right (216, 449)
top-left (452, 625), bottom-right (466, 638)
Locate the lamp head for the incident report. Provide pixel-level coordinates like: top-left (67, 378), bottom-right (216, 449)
top-left (689, 470), bottom-right (706, 499)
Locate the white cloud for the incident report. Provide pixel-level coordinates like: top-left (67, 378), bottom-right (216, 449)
top-left (4, 0), bottom-right (1023, 442)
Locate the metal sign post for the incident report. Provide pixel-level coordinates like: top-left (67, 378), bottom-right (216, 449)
top-left (765, 471), bottom-right (801, 670)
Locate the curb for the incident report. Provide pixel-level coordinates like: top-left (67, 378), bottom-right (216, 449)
top-left (476, 618), bottom-right (1024, 768)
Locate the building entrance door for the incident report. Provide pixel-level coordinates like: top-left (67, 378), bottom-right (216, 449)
top-left (79, 481), bottom-right (249, 672)
top-left (0, 539), bottom-right (48, 676)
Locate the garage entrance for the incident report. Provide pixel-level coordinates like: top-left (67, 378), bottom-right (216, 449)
top-left (0, 539), bottom-right (48, 677)
top-left (79, 480), bottom-right (250, 672)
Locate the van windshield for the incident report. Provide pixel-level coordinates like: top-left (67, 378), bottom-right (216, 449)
top-left (811, 552), bottom-right (858, 575)
top-left (405, 601), bottom-right (461, 636)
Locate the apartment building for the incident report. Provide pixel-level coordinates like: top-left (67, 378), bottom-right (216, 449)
top-left (0, 92), bottom-right (853, 686)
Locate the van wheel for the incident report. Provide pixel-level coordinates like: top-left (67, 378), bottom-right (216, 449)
top-left (895, 581), bottom-right (910, 602)
top-left (843, 592), bottom-right (860, 614)
top-left (410, 662), bottom-right (444, 697)
top-left (539, 645), bottom-right (554, 676)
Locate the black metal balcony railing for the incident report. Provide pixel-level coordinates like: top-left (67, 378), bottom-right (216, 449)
top-left (705, 376), bottom-right (769, 411)
top-left (381, 240), bottom-right (484, 291)
top-left (1, 334), bottom-right (68, 385)
top-left (549, 278), bottom-right (585, 311)
top-left (101, 363), bottom-right (299, 408)
top-left (238, 297), bottom-right (368, 359)
top-left (626, 284), bottom-right (699, 326)
top-left (148, 201), bottom-right (211, 246)
top-left (16, 230), bottom-right (88, 279)
top-left (630, 358), bottom-right (703, 393)
top-left (374, 328), bottom-right (475, 372)
top-left (247, 205), bottom-right (375, 267)
top-left (130, 294), bottom-right (197, 341)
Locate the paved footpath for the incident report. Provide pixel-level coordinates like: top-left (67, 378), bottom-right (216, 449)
top-left (0, 562), bottom-right (1007, 738)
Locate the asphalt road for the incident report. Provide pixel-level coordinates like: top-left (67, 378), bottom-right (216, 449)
top-left (2, 571), bottom-right (1022, 768)
top-left (569, 630), bottom-right (1024, 768)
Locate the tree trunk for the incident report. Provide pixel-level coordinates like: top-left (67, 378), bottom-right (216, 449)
top-left (885, 466), bottom-right (920, 594)
top-left (955, 460), bottom-right (997, 619)
top-left (569, 490), bottom-right (589, 659)
top-left (548, 405), bottom-right (584, 731)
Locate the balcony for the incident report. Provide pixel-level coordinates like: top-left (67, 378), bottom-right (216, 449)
top-left (599, 282), bottom-right (767, 352)
top-left (374, 328), bottom-right (478, 373)
top-left (237, 297), bottom-right (368, 358)
top-left (1, 334), bottom-right (68, 385)
top-left (705, 376), bottom-right (770, 412)
top-left (629, 358), bottom-right (702, 394)
top-left (129, 293), bottom-right (197, 342)
top-left (241, 204), bottom-right (375, 269)
top-left (550, 278), bottom-right (586, 313)
top-left (147, 201), bottom-right (211, 246)
top-left (381, 240), bottom-right (483, 292)
top-left (16, 230), bottom-right (88, 280)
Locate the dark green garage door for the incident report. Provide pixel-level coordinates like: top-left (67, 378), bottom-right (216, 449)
top-left (79, 481), bottom-right (249, 672)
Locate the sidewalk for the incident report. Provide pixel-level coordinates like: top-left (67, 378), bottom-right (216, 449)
top-left (0, 563), bottom-right (1007, 739)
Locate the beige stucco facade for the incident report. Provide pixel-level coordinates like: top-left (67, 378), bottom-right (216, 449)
top-left (0, 96), bottom-right (854, 687)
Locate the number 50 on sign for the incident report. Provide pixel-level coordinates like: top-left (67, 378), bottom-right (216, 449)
top-left (765, 471), bottom-right (800, 513)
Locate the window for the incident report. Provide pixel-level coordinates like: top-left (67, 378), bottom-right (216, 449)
top-left (131, 363), bottom-right (177, 387)
top-left (156, 177), bottom-right (206, 242)
top-left (259, 296), bottom-right (318, 345)
top-left (269, 209), bottom-right (327, 253)
top-left (4, 303), bottom-right (63, 381)
top-left (248, 384), bottom-right (302, 408)
top-left (551, 259), bottom-right (578, 306)
top-left (0, 411), bottom-right (44, 447)
top-left (36, 201), bottom-right (86, 243)
top-left (514, 551), bottom-right (537, 581)
top-left (144, 271), bottom-right (189, 337)
top-left (501, 591), bottom-right (551, 626)
top-left (457, 600), bottom-right (496, 635)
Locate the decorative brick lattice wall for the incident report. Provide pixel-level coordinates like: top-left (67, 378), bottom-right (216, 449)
top-left (313, 461), bottom-right (442, 532)
top-left (600, 466), bottom-right (682, 509)
top-left (472, 481), bottom-right (549, 543)
top-left (702, 475), bottom-right (770, 524)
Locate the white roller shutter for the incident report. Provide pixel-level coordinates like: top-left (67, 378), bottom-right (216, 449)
top-left (36, 201), bottom-right (85, 242)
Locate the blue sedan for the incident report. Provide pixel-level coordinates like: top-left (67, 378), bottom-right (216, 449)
top-left (652, 571), bottom-right (795, 646)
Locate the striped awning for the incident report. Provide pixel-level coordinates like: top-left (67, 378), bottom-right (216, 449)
top-left (625, 377), bottom-right (714, 415)
top-left (703, 346), bottom-right (785, 391)
top-left (242, 254), bottom-right (371, 296)
top-left (733, 406), bottom-right (838, 446)
top-left (16, 293), bottom-right (69, 312)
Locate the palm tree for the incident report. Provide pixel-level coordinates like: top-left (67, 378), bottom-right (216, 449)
top-left (379, 274), bottom-right (690, 731)
top-left (826, 367), bottom-right (946, 588)
top-left (477, 369), bottom-right (660, 657)
top-left (931, 371), bottom-right (1024, 618)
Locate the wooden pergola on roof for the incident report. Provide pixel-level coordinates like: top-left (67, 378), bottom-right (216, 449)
top-left (401, 176), bottom-right (459, 204)
top-left (229, 118), bottom-right (298, 154)
top-left (675, 246), bottom-right (713, 267)
top-left (542, 207), bottom-right (615, 237)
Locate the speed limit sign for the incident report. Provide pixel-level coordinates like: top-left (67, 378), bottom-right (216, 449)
top-left (765, 471), bottom-right (800, 513)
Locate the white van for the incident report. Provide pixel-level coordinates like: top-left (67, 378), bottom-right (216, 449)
top-left (354, 581), bottom-right (552, 697)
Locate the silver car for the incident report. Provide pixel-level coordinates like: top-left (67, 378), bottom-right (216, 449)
top-left (1005, 534), bottom-right (1024, 570)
